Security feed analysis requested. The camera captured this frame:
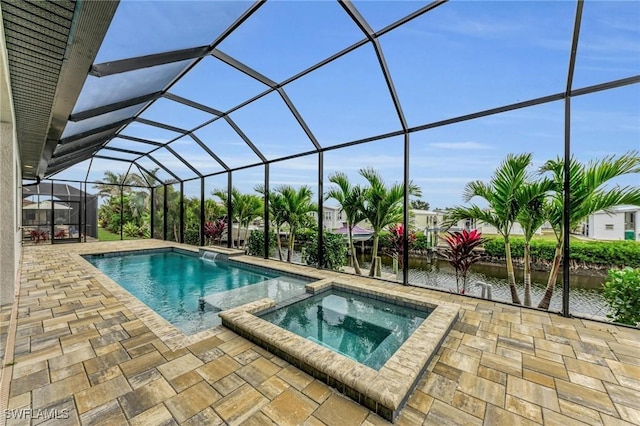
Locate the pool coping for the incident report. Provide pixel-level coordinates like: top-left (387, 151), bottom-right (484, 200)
top-left (75, 245), bottom-right (322, 350)
top-left (219, 279), bottom-right (460, 422)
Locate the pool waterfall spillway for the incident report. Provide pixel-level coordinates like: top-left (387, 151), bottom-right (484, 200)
top-left (220, 279), bottom-right (460, 422)
top-left (200, 250), bottom-right (220, 262)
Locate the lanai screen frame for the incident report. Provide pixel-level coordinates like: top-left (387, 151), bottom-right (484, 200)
top-left (41, 0), bottom-right (640, 318)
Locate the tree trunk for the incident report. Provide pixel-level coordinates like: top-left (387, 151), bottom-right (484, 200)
top-left (287, 228), bottom-right (295, 263)
top-left (276, 225), bottom-right (283, 261)
top-left (537, 241), bottom-right (563, 310)
top-left (523, 241), bottom-right (532, 307)
top-left (505, 238), bottom-right (522, 305)
top-left (348, 228), bottom-right (361, 275)
top-left (173, 223), bottom-right (178, 243)
top-left (368, 234), bottom-right (379, 277)
top-left (243, 225), bottom-right (250, 250)
top-left (236, 223), bottom-right (242, 249)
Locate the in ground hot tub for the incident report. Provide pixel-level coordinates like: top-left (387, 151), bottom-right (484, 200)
top-left (220, 279), bottom-right (459, 421)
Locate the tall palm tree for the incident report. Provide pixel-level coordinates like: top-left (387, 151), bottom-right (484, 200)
top-left (516, 179), bottom-right (555, 306)
top-left (239, 194), bottom-right (263, 249)
top-left (94, 171), bottom-right (123, 198)
top-left (446, 153), bottom-right (534, 304)
top-left (326, 172), bottom-right (366, 275)
top-left (358, 167), bottom-right (421, 277)
top-left (275, 185), bottom-right (317, 262)
top-left (270, 192), bottom-right (288, 260)
top-left (213, 187), bottom-right (240, 248)
top-left (537, 151), bottom-right (640, 310)
top-left (255, 185), bottom-right (287, 260)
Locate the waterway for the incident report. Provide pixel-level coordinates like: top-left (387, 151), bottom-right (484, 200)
top-left (357, 254), bottom-right (609, 319)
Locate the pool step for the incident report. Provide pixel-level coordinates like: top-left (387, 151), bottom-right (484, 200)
top-left (201, 277), bottom-right (307, 311)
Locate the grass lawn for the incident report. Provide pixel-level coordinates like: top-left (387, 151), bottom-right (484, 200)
top-left (98, 227), bottom-right (139, 241)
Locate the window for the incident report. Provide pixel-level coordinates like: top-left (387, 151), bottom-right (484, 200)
top-left (605, 224), bottom-right (614, 230)
top-left (325, 212), bottom-right (332, 221)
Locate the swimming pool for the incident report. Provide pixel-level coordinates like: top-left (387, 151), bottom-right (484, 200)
top-left (84, 249), bottom-right (309, 334)
top-left (260, 290), bottom-right (430, 370)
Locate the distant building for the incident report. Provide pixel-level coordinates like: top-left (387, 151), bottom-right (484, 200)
top-left (585, 206), bottom-right (638, 241)
top-left (311, 205), bottom-right (345, 231)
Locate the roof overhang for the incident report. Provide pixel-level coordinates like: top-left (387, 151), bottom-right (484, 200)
top-left (0, 0), bottom-right (118, 180)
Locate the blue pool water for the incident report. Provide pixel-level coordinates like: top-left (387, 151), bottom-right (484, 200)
top-left (85, 250), bottom-right (309, 334)
top-left (260, 290), bottom-right (431, 370)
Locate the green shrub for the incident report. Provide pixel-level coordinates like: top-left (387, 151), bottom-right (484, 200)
top-left (483, 237), bottom-right (640, 268)
top-left (296, 228), bottom-right (317, 245)
top-left (303, 232), bottom-right (347, 271)
top-left (122, 222), bottom-right (139, 237)
top-left (603, 267), bottom-right (640, 326)
top-left (246, 230), bottom-right (276, 257)
top-left (184, 227), bottom-right (200, 246)
top-left (413, 234), bottom-right (431, 250)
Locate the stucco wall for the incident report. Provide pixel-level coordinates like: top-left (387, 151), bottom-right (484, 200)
top-left (1, 12), bottom-right (20, 307)
top-left (589, 212), bottom-right (626, 241)
top-left (0, 122), bottom-right (20, 307)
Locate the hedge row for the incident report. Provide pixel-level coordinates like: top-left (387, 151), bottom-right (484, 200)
top-left (483, 238), bottom-right (640, 268)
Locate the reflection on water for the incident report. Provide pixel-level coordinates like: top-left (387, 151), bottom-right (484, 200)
top-left (358, 255), bottom-right (609, 319)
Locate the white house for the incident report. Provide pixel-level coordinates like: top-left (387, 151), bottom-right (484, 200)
top-left (586, 206), bottom-right (638, 241)
top-left (446, 217), bottom-right (542, 236)
top-left (310, 205), bottom-right (345, 231)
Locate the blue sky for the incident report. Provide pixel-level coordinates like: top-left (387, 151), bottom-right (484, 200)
top-left (51, 1), bottom-right (640, 210)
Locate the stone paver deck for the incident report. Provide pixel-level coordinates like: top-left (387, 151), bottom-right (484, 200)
top-left (1, 240), bottom-right (639, 425)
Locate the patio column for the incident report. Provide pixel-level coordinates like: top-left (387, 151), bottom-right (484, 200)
top-left (0, 121), bottom-right (20, 306)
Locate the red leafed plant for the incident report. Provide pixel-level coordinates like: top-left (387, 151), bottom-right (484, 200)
top-left (439, 229), bottom-right (486, 294)
top-left (55, 229), bottom-right (67, 239)
top-left (386, 223), bottom-right (416, 269)
top-left (204, 219), bottom-right (226, 246)
top-left (29, 229), bottom-right (48, 244)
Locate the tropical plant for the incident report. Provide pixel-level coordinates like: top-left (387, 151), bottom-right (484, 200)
top-left (439, 230), bottom-right (486, 294)
top-left (274, 185), bottom-right (317, 262)
top-left (255, 185), bottom-right (287, 260)
top-left (516, 179), bottom-right (555, 306)
top-left (29, 229), bottom-right (48, 243)
top-left (358, 167), bottom-right (421, 277)
top-left (239, 194), bottom-right (263, 249)
top-left (537, 151), bottom-right (640, 309)
top-left (384, 223), bottom-right (416, 272)
top-left (325, 172), bottom-right (366, 274)
top-left (302, 232), bottom-right (347, 271)
top-left (204, 219), bottom-right (226, 246)
top-left (122, 221), bottom-right (140, 238)
top-left (603, 267), bottom-right (640, 326)
top-left (445, 153), bottom-right (534, 304)
top-left (211, 187), bottom-right (244, 248)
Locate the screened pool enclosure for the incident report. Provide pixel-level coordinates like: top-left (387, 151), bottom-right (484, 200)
top-left (5, 0), bottom-right (639, 321)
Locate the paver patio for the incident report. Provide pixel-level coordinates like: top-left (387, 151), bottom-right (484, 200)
top-left (1, 240), bottom-right (639, 425)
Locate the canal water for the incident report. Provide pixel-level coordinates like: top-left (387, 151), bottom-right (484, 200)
top-left (358, 254), bottom-right (609, 319)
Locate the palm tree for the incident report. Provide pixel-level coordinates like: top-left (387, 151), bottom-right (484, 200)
top-left (213, 187), bottom-right (240, 248)
top-left (239, 194), bottom-right (263, 249)
top-left (446, 153), bottom-right (534, 304)
top-left (94, 171), bottom-right (124, 198)
top-left (255, 185), bottom-right (287, 260)
top-left (358, 167), bottom-right (421, 277)
top-left (275, 185), bottom-right (317, 262)
top-left (204, 199), bottom-right (226, 222)
top-left (516, 179), bottom-right (555, 306)
top-left (537, 151), bottom-right (640, 310)
top-left (326, 172), bottom-right (366, 275)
